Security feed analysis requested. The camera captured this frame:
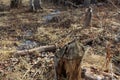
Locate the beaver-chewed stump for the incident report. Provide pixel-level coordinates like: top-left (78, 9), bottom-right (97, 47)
top-left (54, 40), bottom-right (85, 80)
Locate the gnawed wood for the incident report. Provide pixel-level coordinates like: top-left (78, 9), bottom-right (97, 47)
top-left (54, 40), bottom-right (85, 80)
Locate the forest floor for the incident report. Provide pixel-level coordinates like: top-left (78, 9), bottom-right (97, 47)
top-left (0, 0), bottom-right (120, 80)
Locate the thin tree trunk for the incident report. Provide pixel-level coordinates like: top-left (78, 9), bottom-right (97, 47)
top-left (29, 0), bottom-right (42, 12)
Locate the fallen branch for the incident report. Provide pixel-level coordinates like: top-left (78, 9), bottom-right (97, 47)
top-left (15, 45), bottom-right (57, 56)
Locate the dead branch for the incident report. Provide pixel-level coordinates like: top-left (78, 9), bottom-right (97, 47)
top-left (15, 45), bottom-right (57, 56)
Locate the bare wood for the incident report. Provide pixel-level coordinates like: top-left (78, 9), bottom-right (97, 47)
top-left (54, 40), bottom-right (85, 80)
top-left (15, 45), bottom-right (57, 56)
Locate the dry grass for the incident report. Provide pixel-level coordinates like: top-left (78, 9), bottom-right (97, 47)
top-left (82, 53), bottom-right (106, 69)
top-left (0, 0), bottom-right (120, 80)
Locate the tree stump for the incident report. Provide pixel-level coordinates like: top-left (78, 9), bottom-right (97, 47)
top-left (54, 40), bottom-right (85, 80)
top-left (10, 0), bottom-right (22, 8)
top-left (83, 7), bottom-right (92, 28)
top-left (29, 0), bottom-right (42, 12)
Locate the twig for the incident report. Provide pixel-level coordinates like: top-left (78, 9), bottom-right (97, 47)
top-left (22, 58), bottom-right (41, 80)
top-left (107, 0), bottom-right (120, 11)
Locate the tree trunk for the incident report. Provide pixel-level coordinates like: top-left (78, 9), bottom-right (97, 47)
top-left (29, 0), bottom-right (42, 12)
top-left (10, 0), bottom-right (22, 8)
top-left (54, 40), bottom-right (85, 80)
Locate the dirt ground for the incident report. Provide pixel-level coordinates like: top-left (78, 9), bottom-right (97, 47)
top-left (0, 0), bottom-right (120, 80)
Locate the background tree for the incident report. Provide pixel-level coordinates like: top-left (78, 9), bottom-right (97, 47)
top-left (84, 0), bottom-right (91, 7)
top-left (29, 0), bottom-right (42, 12)
top-left (10, 0), bottom-right (22, 8)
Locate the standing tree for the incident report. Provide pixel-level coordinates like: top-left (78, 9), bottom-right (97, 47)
top-left (29, 0), bottom-right (43, 12)
top-left (10, 0), bottom-right (22, 8)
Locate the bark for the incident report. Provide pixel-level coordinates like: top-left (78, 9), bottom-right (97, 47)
top-left (54, 40), bottom-right (85, 80)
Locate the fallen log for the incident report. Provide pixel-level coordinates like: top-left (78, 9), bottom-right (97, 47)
top-left (15, 45), bottom-right (57, 56)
